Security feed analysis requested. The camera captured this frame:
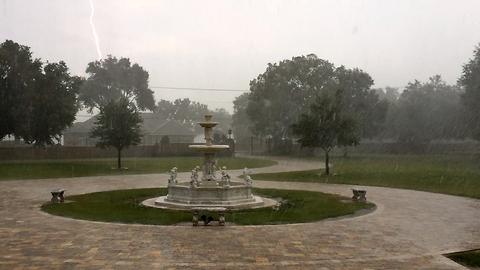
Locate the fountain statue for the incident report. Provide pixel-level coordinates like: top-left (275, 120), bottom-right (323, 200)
top-left (154, 115), bottom-right (265, 210)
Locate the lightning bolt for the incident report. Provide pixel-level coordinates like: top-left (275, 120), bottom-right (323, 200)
top-left (89, 0), bottom-right (102, 60)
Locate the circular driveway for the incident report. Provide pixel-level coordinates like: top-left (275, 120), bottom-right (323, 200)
top-left (0, 157), bottom-right (479, 269)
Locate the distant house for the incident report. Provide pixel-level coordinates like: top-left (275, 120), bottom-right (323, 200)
top-left (63, 113), bottom-right (196, 146)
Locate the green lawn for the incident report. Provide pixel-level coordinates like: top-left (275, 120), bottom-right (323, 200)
top-left (0, 157), bottom-right (277, 181)
top-left (41, 188), bottom-right (374, 225)
top-left (446, 249), bottom-right (480, 268)
top-left (251, 154), bottom-right (480, 199)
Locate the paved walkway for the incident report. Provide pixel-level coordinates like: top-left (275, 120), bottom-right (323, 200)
top-left (0, 157), bottom-right (479, 269)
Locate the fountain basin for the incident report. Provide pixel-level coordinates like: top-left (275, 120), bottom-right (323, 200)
top-left (189, 145), bottom-right (229, 154)
top-left (163, 181), bottom-right (253, 204)
top-left (154, 180), bottom-right (265, 210)
top-left (198, 122), bottom-right (218, 128)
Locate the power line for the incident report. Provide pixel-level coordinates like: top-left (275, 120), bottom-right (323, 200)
top-left (373, 86), bottom-right (408, 89)
top-left (150, 85), bottom-right (409, 91)
top-left (150, 86), bottom-right (248, 92)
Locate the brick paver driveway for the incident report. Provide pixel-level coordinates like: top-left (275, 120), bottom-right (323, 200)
top-left (0, 156), bottom-right (479, 269)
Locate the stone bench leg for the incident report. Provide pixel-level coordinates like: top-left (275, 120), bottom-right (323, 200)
top-left (218, 211), bottom-right (225, 226)
top-left (51, 189), bottom-right (65, 203)
top-left (192, 208), bottom-right (226, 226)
top-left (352, 189), bottom-right (367, 202)
top-left (192, 209), bottom-right (200, 226)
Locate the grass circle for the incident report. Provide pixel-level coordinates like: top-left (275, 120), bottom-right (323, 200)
top-left (42, 188), bottom-right (375, 225)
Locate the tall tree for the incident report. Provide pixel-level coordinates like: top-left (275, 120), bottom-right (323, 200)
top-left (155, 98), bottom-right (209, 130)
top-left (90, 98), bottom-right (143, 169)
top-left (232, 92), bottom-right (254, 142)
top-left (155, 98), bottom-right (231, 133)
top-left (460, 43), bottom-right (480, 140)
top-left (388, 75), bottom-right (463, 151)
top-left (395, 80), bottom-right (432, 147)
top-left (0, 40), bottom-right (81, 146)
top-left (211, 108), bottom-right (232, 134)
top-left (23, 62), bottom-right (82, 145)
top-left (335, 66), bottom-right (388, 138)
top-left (375, 86), bottom-right (399, 103)
top-left (246, 54), bottom-right (386, 153)
top-left (79, 55), bottom-right (155, 112)
top-left (247, 54), bottom-right (336, 143)
top-left (291, 90), bottom-right (359, 175)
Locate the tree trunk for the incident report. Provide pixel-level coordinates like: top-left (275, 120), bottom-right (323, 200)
top-left (117, 148), bottom-right (122, 169)
top-left (325, 151), bottom-right (330, 175)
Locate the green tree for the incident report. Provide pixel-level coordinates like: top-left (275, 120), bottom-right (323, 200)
top-left (155, 98), bottom-right (231, 133)
top-left (90, 98), bottom-right (143, 169)
top-left (395, 80), bottom-right (431, 148)
top-left (246, 54), bottom-right (386, 154)
top-left (375, 86), bottom-right (399, 103)
top-left (79, 55), bottom-right (155, 112)
top-left (387, 76), bottom-right (463, 152)
top-left (335, 66), bottom-right (388, 138)
top-left (0, 40), bottom-right (81, 146)
top-left (232, 92), bottom-right (254, 142)
top-left (211, 108), bottom-right (232, 134)
top-left (247, 54), bottom-right (336, 143)
top-left (155, 98), bottom-right (209, 131)
top-left (460, 43), bottom-right (480, 140)
top-left (291, 90), bottom-right (359, 175)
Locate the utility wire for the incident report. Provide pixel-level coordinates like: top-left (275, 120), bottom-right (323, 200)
top-left (150, 86), bottom-right (247, 92)
top-left (150, 85), bottom-right (407, 91)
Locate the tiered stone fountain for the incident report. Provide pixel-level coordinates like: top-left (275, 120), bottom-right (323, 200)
top-left (154, 115), bottom-right (265, 210)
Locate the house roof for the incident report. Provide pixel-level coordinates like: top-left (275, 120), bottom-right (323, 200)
top-left (140, 113), bottom-right (167, 133)
top-left (65, 113), bottom-right (195, 137)
top-left (151, 120), bottom-right (196, 136)
top-left (66, 122), bottom-right (93, 133)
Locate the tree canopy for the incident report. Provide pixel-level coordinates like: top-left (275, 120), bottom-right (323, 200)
top-left (382, 75), bottom-right (464, 151)
top-left (155, 98), bottom-right (232, 133)
top-left (375, 86), bottom-right (399, 104)
top-left (246, 54), bottom-right (336, 141)
top-left (245, 54), bottom-right (386, 150)
top-left (79, 55), bottom-right (155, 112)
top-left (232, 92), bottom-right (254, 142)
top-left (155, 98), bottom-right (209, 130)
top-left (89, 98), bottom-right (143, 169)
top-left (460, 43), bottom-right (480, 140)
top-left (0, 39), bottom-right (81, 146)
top-left (291, 90), bottom-right (359, 174)
top-left (335, 66), bottom-right (388, 138)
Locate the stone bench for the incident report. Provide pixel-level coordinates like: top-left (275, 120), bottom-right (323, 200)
top-left (51, 189), bottom-right (65, 203)
top-left (191, 207), bottom-right (226, 226)
top-left (352, 188), bottom-right (367, 202)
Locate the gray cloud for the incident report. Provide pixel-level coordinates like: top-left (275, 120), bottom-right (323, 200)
top-left (2, 0), bottom-right (480, 113)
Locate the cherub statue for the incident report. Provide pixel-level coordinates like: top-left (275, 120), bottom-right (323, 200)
top-left (166, 167), bottom-right (178, 186)
top-left (190, 169), bottom-right (197, 188)
top-left (167, 171), bottom-right (175, 186)
top-left (243, 167), bottom-right (252, 186)
top-left (194, 166), bottom-right (200, 183)
top-left (220, 166), bottom-right (231, 187)
top-left (172, 167), bottom-right (178, 183)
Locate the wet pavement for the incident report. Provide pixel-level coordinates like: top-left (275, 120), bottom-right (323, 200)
top-left (0, 156), bottom-right (479, 269)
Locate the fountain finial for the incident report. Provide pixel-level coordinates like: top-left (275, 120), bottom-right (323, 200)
top-left (199, 115), bottom-right (217, 146)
